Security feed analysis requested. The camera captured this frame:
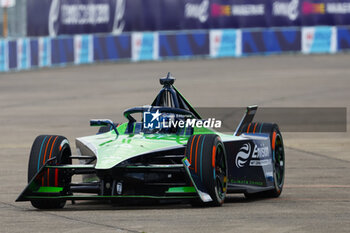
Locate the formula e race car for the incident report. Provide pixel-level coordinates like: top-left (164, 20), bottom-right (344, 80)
top-left (16, 73), bottom-right (285, 209)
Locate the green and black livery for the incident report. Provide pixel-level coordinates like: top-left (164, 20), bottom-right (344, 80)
top-left (17, 73), bottom-right (285, 209)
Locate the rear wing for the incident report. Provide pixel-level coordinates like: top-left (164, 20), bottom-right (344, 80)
top-left (234, 105), bottom-right (258, 136)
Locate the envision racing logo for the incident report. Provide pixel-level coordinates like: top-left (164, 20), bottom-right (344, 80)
top-left (235, 143), bottom-right (251, 168)
top-left (235, 143), bottom-right (271, 168)
top-left (143, 110), bottom-right (222, 129)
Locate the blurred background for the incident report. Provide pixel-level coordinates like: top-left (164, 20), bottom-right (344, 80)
top-left (0, 0), bottom-right (350, 71)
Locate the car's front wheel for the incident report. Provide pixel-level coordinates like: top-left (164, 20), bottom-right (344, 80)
top-left (186, 134), bottom-right (228, 206)
top-left (28, 135), bottom-right (72, 209)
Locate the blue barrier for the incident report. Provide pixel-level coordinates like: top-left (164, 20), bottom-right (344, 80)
top-left (30, 39), bottom-right (39, 67)
top-left (337, 27), bottom-right (350, 50)
top-left (0, 26), bottom-right (349, 72)
top-left (8, 40), bottom-right (17, 70)
top-left (242, 29), bottom-right (301, 55)
top-left (93, 34), bottom-right (131, 61)
top-left (159, 32), bottom-right (209, 58)
top-left (51, 37), bottom-right (74, 65)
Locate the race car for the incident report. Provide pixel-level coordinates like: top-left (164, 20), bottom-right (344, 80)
top-left (16, 73), bottom-right (285, 209)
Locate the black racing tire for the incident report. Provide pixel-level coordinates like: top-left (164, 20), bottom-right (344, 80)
top-left (28, 135), bottom-right (72, 209)
top-left (186, 134), bottom-right (228, 206)
top-left (97, 123), bottom-right (119, 134)
top-left (241, 123), bottom-right (285, 199)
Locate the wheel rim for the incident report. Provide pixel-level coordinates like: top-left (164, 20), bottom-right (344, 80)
top-left (215, 145), bottom-right (227, 200)
top-left (274, 134), bottom-right (285, 188)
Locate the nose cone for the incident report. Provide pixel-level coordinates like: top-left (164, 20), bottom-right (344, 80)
top-left (77, 133), bottom-right (188, 170)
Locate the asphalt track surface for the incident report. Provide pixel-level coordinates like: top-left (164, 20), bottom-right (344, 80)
top-left (1, 54), bottom-right (350, 233)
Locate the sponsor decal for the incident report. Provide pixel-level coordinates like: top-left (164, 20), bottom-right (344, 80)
top-left (143, 110), bottom-right (222, 130)
top-left (38, 37), bottom-right (51, 67)
top-left (185, 0), bottom-right (209, 23)
top-left (302, 26), bottom-right (337, 54)
top-left (231, 4), bottom-right (265, 16)
top-left (210, 29), bottom-right (242, 57)
top-left (252, 145), bottom-right (269, 159)
top-left (48, 0), bottom-right (60, 37)
top-left (116, 182), bottom-right (123, 195)
top-left (272, 0), bottom-right (299, 20)
top-left (48, 0), bottom-right (125, 36)
top-left (229, 179), bottom-right (264, 186)
top-left (235, 143), bottom-right (251, 168)
top-left (61, 4), bottom-right (110, 25)
top-left (249, 160), bottom-right (270, 166)
top-left (132, 32), bottom-right (159, 61)
top-left (183, 158), bottom-right (191, 167)
top-left (235, 143), bottom-right (271, 168)
top-left (302, 2), bottom-right (325, 15)
top-left (211, 3), bottom-right (231, 17)
top-left (302, 1), bottom-right (350, 15)
top-left (17, 38), bottom-right (30, 70)
top-left (326, 2), bottom-right (350, 14)
top-left (112, 0), bottom-right (126, 34)
top-left (74, 34), bottom-right (93, 64)
top-left (0, 39), bottom-right (8, 72)
top-left (211, 3), bottom-right (265, 17)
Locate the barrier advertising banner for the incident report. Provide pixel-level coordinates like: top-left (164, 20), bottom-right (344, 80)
top-left (210, 29), bottom-right (242, 57)
top-left (17, 38), bottom-right (30, 70)
top-left (0, 40), bottom-right (8, 72)
top-left (27, 0), bottom-right (350, 36)
top-left (27, 0), bottom-right (126, 36)
top-left (302, 26), bottom-right (337, 53)
top-left (74, 35), bottom-right (93, 64)
top-left (132, 32), bottom-right (159, 61)
top-left (38, 37), bottom-right (51, 67)
top-left (2, 26), bottom-right (350, 73)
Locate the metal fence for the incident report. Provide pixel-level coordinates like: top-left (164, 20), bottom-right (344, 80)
top-left (0, 0), bottom-right (26, 37)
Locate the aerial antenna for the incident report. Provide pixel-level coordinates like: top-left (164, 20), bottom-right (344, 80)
top-left (160, 72), bottom-right (175, 87)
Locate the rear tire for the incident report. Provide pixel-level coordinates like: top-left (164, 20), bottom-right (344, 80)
top-left (28, 135), bottom-right (72, 209)
top-left (241, 123), bottom-right (285, 199)
top-left (186, 134), bottom-right (228, 206)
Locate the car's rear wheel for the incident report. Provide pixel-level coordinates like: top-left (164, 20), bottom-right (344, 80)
top-left (242, 123), bottom-right (285, 198)
top-left (186, 134), bottom-right (228, 206)
top-left (28, 135), bottom-right (72, 209)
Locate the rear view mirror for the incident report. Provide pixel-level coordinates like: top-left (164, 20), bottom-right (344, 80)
top-left (90, 119), bottom-right (119, 136)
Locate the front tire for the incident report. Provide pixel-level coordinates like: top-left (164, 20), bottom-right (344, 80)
top-left (186, 134), bottom-right (228, 206)
top-left (28, 135), bottom-right (72, 209)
